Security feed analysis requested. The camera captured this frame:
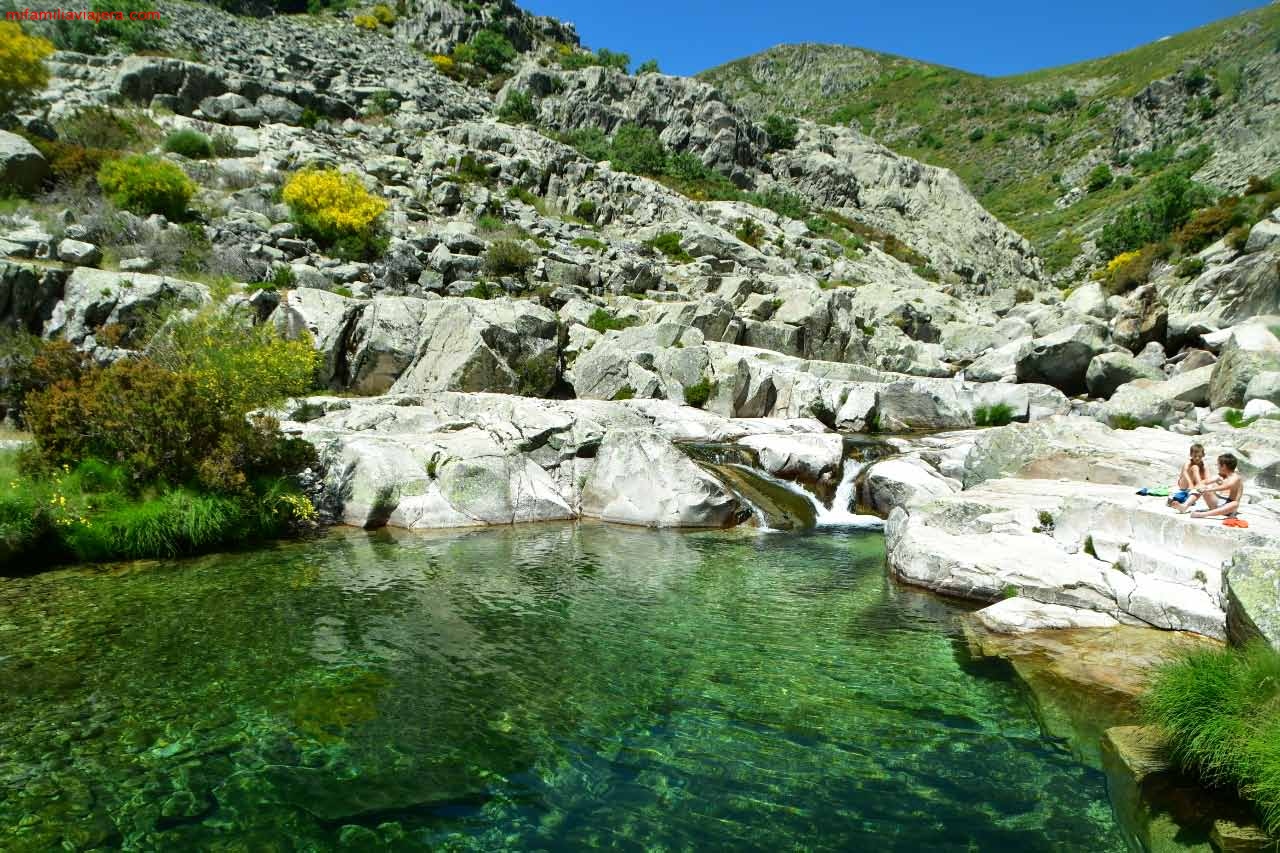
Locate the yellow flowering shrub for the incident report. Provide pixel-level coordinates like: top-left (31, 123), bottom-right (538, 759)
top-left (0, 23), bottom-right (54, 117)
top-left (371, 3), bottom-right (396, 25)
top-left (353, 14), bottom-right (379, 30)
top-left (97, 155), bottom-right (196, 219)
top-left (431, 54), bottom-right (457, 77)
top-left (1096, 246), bottom-right (1156, 295)
top-left (1105, 250), bottom-right (1143, 276)
top-left (282, 168), bottom-right (388, 259)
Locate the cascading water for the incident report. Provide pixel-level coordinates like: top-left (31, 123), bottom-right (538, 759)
top-left (816, 460), bottom-right (882, 528)
top-left (726, 463), bottom-right (884, 530)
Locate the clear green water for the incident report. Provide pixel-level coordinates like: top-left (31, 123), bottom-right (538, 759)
top-left (0, 523), bottom-right (1124, 851)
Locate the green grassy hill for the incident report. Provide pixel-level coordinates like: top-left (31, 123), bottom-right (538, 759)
top-left (700, 5), bottom-right (1280, 273)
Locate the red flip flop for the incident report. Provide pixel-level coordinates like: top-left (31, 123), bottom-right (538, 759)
top-left (1224, 518), bottom-right (1250, 528)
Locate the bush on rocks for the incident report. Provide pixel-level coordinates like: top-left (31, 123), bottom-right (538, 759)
top-left (163, 129), bottom-right (216, 159)
top-left (973, 403), bottom-right (1014, 426)
top-left (646, 232), bottom-right (692, 263)
top-left (482, 240), bottom-right (535, 277)
top-left (467, 29), bottom-right (517, 72)
top-left (497, 90), bottom-right (537, 125)
top-left (58, 106), bottom-right (150, 151)
top-left (683, 378), bottom-right (716, 408)
top-left (97, 155), bottom-right (196, 219)
top-left (7, 311), bottom-right (320, 566)
top-left (764, 114), bottom-right (799, 150)
top-left (282, 168), bottom-right (388, 260)
top-left (1097, 245), bottom-right (1157, 296)
top-left (0, 23), bottom-right (53, 117)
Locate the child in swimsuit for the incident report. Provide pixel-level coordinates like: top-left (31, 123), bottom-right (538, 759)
top-left (1167, 443), bottom-right (1206, 509)
top-left (1179, 452), bottom-right (1246, 518)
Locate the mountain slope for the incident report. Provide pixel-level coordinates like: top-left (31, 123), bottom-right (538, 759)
top-left (700, 5), bottom-right (1280, 273)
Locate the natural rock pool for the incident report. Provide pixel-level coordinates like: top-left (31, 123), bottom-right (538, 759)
top-left (0, 523), bottom-right (1125, 851)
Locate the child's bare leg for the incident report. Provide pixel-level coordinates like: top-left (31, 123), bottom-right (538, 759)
top-left (1192, 499), bottom-right (1238, 518)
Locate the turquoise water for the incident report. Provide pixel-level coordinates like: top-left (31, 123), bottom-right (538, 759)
top-left (0, 523), bottom-right (1124, 851)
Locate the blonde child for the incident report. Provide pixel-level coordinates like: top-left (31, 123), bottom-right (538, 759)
top-left (1167, 443), bottom-right (1206, 509)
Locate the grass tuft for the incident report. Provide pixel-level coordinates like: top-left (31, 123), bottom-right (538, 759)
top-left (974, 402), bottom-right (1014, 427)
top-left (1143, 642), bottom-right (1280, 835)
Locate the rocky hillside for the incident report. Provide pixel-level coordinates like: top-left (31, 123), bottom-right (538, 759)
top-left (0, 0), bottom-right (1277, 546)
top-left (700, 5), bottom-right (1280, 273)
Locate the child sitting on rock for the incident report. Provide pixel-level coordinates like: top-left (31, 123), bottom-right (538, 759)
top-left (1179, 453), bottom-right (1246, 519)
top-left (1167, 443), bottom-right (1206, 509)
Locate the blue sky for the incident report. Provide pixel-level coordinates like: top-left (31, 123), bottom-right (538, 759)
top-left (518, 0), bottom-right (1271, 77)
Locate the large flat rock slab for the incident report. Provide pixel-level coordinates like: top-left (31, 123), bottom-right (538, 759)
top-left (889, 477), bottom-right (1280, 639)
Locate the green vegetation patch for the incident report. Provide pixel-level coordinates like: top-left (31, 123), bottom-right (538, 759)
top-left (1144, 643), bottom-right (1280, 835)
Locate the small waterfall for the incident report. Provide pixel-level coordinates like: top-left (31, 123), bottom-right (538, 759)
top-left (725, 463), bottom-right (884, 531)
top-left (686, 440), bottom-right (888, 532)
top-left (817, 461), bottom-right (883, 529)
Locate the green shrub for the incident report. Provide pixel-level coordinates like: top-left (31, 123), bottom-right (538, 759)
top-left (363, 90), bottom-right (395, 118)
top-left (1108, 413), bottom-right (1153, 430)
top-left (742, 187), bottom-right (810, 221)
top-left (1176, 256), bottom-right (1205, 278)
top-left (735, 219), bottom-right (765, 248)
top-left (1097, 171), bottom-right (1214, 258)
top-left (764, 114), bottom-right (799, 150)
top-left (25, 311), bottom-right (317, 497)
top-left (574, 200), bottom-right (598, 222)
top-left (497, 90), bottom-right (538, 124)
top-left (58, 106), bottom-right (146, 151)
top-left (558, 127), bottom-right (611, 162)
top-left (468, 29), bottom-right (517, 72)
top-left (97, 155), bottom-right (195, 219)
top-left (646, 231), bottom-right (692, 263)
top-left (253, 264), bottom-right (297, 292)
top-left (557, 46), bottom-right (630, 71)
top-left (666, 151), bottom-right (710, 182)
top-left (974, 402), bottom-right (1014, 427)
top-left (1224, 408), bottom-right (1258, 429)
top-left (483, 240), bottom-right (535, 276)
top-left (1086, 164), bottom-right (1113, 192)
top-left (637, 59), bottom-right (660, 75)
top-left (162, 128), bottom-right (215, 159)
top-left (95, 0), bottom-right (161, 51)
top-left (611, 385), bottom-right (635, 401)
top-left (475, 214), bottom-right (508, 234)
top-left (683, 377), bottom-right (715, 408)
top-left (573, 236), bottom-right (606, 251)
top-left (585, 308), bottom-right (637, 334)
top-left (464, 280), bottom-right (499, 300)
top-left (967, 127), bottom-right (985, 142)
top-left (609, 123), bottom-right (667, 175)
top-left (1143, 643), bottom-right (1280, 835)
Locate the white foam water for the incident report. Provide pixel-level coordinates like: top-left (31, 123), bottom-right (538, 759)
top-left (815, 461), bottom-right (883, 529)
top-left (731, 462), bottom-right (884, 531)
